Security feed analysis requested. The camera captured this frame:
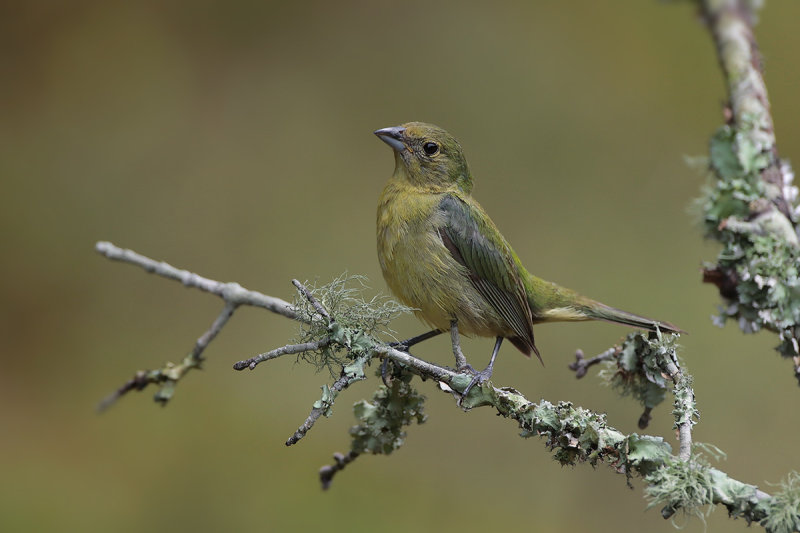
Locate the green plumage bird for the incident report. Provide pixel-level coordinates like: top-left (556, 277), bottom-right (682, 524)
top-left (375, 122), bottom-right (680, 391)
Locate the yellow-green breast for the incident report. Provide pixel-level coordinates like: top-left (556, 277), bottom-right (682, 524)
top-left (377, 178), bottom-right (512, 338)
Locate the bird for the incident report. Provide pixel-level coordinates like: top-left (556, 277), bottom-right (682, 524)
top-left (374, 121), bottom-right (680, 395)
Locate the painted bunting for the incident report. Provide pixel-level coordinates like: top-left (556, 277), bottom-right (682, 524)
top-left (375, 122), bottom-right (680, 392)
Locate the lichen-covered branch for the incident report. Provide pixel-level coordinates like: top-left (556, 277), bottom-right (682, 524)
top-left (697, 0), bottom-right (800, 383)
top-left (660, 350), bottom-right (697, 462)
top-left (592, 331), bottom-right (697, 459)
top-left (98, 242), bottom-right (798, 528)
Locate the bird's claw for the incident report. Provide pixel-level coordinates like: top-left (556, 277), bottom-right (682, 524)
top-left (388, 340), bottom-right (408, 352)
top-left (459, 364), bottom-right (492, 399)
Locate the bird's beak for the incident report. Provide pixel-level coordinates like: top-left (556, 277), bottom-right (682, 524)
top-left (374, 126), bottom-right (407, 152)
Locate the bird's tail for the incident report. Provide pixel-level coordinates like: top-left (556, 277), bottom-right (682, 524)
top-left (578, 300), bottom-right (683, 334)
top-left (525, 276), bottom-right (683, 334)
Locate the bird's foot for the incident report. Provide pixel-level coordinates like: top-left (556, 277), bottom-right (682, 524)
top-left (459, 364), bottom-right (493, 399)
top-left (388, 340), bottom-right (408, 352)
top-left (380, 355), bottom-right (414, 386)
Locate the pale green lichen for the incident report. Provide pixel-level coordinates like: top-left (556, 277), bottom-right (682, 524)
top-left (700, 123), bottom-right (800, 362)
top-left (349, 367), bottom-right (426, 456)
top-left (645, 450), bottom-right (717, 525)
top-left (291, 274), bottom-right (411, 374)
top-left (514, 399), bottom-right (672, 476)
top-left (599, 332), bottom-right (685, 415)
top-left (760, 472), bottom-right (800, 533)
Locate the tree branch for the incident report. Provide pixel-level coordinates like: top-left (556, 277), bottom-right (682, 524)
top-left (96, 242), bottom-right (788, 527)
top-left (285, 371), bottom-right (355, 447)
top-left (661, 354), bottom-right (695, 462)
top-left (95, 241), bottom-right (298, 409)
top-left (95, 241), bottom-right (297, 319)
top-left (569, 346), bottom-right (618, 379)
top-left (233, 340), bottom-right (331, 371)
top-left (292, 278), bottom-right (331, 322)
top-left (697, 0), bottom-right (800, 382)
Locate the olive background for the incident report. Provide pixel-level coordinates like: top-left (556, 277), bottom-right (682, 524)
top-left (3, 2), bottom-right (800, 532)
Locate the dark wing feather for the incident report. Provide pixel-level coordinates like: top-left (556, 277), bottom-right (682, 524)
top-left (437, 194), bottom-right (539, 359)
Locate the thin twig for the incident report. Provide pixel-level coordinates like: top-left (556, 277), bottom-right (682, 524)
top-left (95, 241), bottom-right (298, 408)
top-left (194, 301), bottom-right (237, 361)
top-left (292, 279), bottom-right (331, 322)
top-left (661, 357), bottom-right (694, 462)
top-left (319, 451), bottom-right (360, 490)
top-left (96, 241), bottom-right (297, 319)
top-left (286, 373), bottom-right (352, 446)
top-left (97, 370), bottom-right (155, 412)
top-left (233, 339), bottom-right (331, 371)
top-left (569, 347), bottom-right (617, 379)
top-left (97, 301), bottom-right (237, 411)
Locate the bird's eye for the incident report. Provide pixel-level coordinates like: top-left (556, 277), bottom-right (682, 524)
top-left (422, 142), bottom-right (439, 156)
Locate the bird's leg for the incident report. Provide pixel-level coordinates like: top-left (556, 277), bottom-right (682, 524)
top-left (461, 337), bottom-right (503, 398)
top-left (449, 319), bottom-right (468, 370)
top-left (389, 329), bottom-right (443, 351)
top-left (383, 329), bottom-right (443, 385)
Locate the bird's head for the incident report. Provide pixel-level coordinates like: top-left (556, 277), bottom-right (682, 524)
top-left (374, 122), bottom-right (473, 193)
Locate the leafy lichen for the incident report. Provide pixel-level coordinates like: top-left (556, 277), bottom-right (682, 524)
top-left (514, 399), bottom-right (672, 475)
top-left (700, 123), bottom-right (800, 363)
top-left (599, 332), bottom-right (684, 416)
top-left (349, 366), bottom-right (427, 456)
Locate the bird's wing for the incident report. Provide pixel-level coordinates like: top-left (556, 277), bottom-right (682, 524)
top-left (437, 193), bottom-right (538, 357)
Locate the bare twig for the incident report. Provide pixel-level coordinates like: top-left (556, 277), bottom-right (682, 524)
top-left (95, 241), bottom-right (298, 408)
top-left (319, 451), bottom-right (360, 490)
top-left (233, 339), bottom-right (331, 371)
top-left (97, 370), bottom-right (156, 412)
top-left (96, 241), bottom-right (297, 319)
top-left (97, 301), bottom-right (236, 411)
top-left (569, 347), bottom-right (618, 379)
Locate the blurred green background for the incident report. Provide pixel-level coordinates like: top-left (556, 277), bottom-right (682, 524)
top-left (3, 1), bottom-right (800, 531)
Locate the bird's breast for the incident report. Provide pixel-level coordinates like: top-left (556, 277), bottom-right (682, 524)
top-left (376, 182), bottom-right (504, 335)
